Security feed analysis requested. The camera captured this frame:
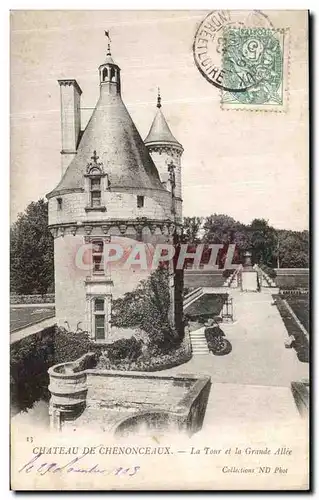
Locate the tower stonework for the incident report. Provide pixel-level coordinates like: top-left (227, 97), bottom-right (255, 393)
top-left (144, 91), bottom-right (184, 224)
top-left (47, 43), bottom-right (184, 341)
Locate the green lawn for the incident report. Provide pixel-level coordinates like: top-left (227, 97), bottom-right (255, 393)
top-left (273, 295), bottom-right (309, 363)
top-left (284, 296), bottom-right (309, 332)
top-left (184, 293), bottom-right (228, 319)
top-left (10, 306), bottom-right (55, 333)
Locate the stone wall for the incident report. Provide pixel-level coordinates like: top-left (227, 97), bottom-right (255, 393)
top-left (48, 362), bottom-right (211, 435)
top-left (49, 189), bottom-right (173, 227)
top-left (184, 270), bottom-right (225, 288)
top-left (275, 268), bottom-right (309, 289)
top-left (10, 294), bottom-right (55, 305)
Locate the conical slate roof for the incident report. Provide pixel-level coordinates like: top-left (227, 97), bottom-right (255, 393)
top-left (144, 106), bottom-right (181, 147)
top-left (48, 90), bottom-right (163, 198)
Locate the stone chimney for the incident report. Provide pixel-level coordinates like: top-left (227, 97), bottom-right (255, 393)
top-left (58, 79), bottom-right (82, 176)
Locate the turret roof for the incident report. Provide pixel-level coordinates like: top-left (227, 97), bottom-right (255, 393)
top-left (144, 94), bottom-right (182, 147)
top-left (48, 70), bottom-right (163, 198)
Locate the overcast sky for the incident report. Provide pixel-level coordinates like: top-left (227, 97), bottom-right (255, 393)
top-left (10, 10), bottom-right (308, 230)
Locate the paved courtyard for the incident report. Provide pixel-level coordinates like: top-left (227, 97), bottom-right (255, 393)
top-left (164, 290), bottom-right (309, 426)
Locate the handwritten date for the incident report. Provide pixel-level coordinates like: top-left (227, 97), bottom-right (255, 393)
top-left (19, 452), bottom-right (140, 477)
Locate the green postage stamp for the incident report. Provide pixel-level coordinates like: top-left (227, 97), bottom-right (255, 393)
top-left (221, 27), bottom-right (289, 111)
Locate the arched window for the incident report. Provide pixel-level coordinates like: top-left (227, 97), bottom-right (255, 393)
top-left (110, 67), bottom-right (115, 81)
top-left (102, 67), bottom-right (108, 81)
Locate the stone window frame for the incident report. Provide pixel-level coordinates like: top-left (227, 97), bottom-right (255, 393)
top-left (57, 197), bottom-right (63, 210)
top-left (137, 195), bottom-right (144, 208)
top-left (84, 167), bottom-right (108, 213)
top-left (91, 239), bottom-right (105, 276)
top-left (90, 176), bottom-right (102, 207)
top-left (93, 296), bottom-right (106, 341)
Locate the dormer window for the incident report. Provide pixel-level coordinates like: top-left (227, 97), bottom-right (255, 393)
top-left (90, 177), bottom-right (101, 207)
top-left (85, 150), bottom-right (107, 212)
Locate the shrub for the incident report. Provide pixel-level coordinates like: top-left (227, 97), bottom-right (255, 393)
top-left (98, 335), bottom-right (192, 372)
top-left (204, 325), bottom-right (222, 349)
top-left (52, 328), bottom-right (101, 366)
top-left (106, 336), bottom-right (143, 363)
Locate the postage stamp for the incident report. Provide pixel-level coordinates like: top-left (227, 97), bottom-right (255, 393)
top-left (193, 10), bottom-right (274, 92)
top-left (221, 27), bottom-right (290, 112)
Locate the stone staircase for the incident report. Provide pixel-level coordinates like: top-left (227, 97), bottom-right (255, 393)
top-left (183, 287), bottom-right (203, 311)
top-left (189, 327), bottom-right (210, 356)
top-left (253, 264), bottom-right (277, 288)
top-left (223, 265), bottom-right (242, 288)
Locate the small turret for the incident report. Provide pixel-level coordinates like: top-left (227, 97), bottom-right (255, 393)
top-left (98, 42), bottom-right (121, 96)
top-left (145, 90), bottom-right (183, 221)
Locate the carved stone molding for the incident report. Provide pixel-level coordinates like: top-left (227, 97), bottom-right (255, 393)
top-left (49, 219), bottom-right (178, 240)
top-left (148, 144), bottom-right (183, 157)
top-left (135, 224), bottom-right (144, 239)
top-left (84, 235), bottom-right (111, 244)
top-left (85, 150), bottom-right (105, 176)
top-left (161, 224), bottom-right (168, 236)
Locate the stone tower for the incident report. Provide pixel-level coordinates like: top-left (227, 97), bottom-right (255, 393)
top-left (47, 42), bottom-right (183, 341)
top-left (144, 90), bottom-right (184, 224)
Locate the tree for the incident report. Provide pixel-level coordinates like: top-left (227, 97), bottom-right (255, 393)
top-left (277, 230), bottom-right (309, 268)
top-left (202, 214), bottom-right (247, 266)
top-left (10, 199), bottom-right (54, 295)
top-left (111, 268), bottom-right (182, 353)
top-left (249, 218), bottom-right (277, 267)
top-left (203, 214), bottom-right (249, 247)
top-left (181, 216), bottom-right (204, 243)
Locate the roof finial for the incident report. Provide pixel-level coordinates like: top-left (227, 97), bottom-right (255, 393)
top-left (105, 30), bottom-right (112, 56)
top-left (157, 87), bottom-right (162, 108)
top-left (91, 150), bottom-right (99, 163)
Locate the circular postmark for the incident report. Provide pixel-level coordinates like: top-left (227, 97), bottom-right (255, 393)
top-left (193, 10), bottom-right (274, 92)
